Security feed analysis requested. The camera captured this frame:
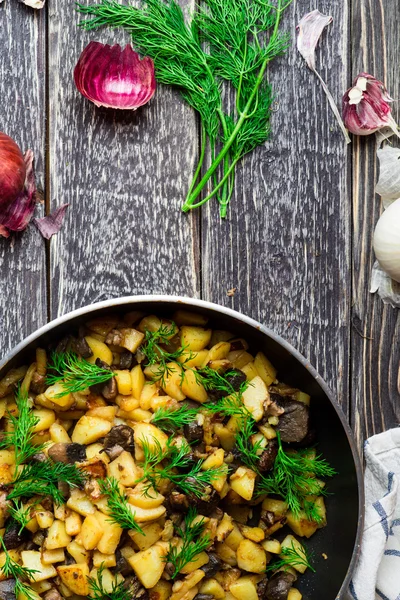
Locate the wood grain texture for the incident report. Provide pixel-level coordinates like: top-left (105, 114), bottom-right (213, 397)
top-left (47, 1), bottom-right (200, 319)
top-left (202, 0), bottom-right (351, 413)
top-left (351, 0), bottom-right (400, 445)
top-left (0, 1), bottom-right (47, 357)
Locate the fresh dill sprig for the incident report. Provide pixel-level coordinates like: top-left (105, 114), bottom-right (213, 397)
top-left (151, 405), bottom-right (199, 433)
top-left (46, 351), bottom-right (114, 397)
top-left (98, 477), bottom-right (144, 535)
top-left (166, 508), bottom-right (210, 579)
top-left (302, 498), bottom-right (325, 525)
top-left (139, 322), bottom-right (191, 386)
top-left (0, 387), bottom-right (44, 466)
top-left (235, 417), bottom-right (264, 471)
top-left (88, 563), bottom-right (132, 600)
top-left (257, 432), bottom-right (336, 517)
top-left (7, 460), bottom-right (86, 505)
top-left (7, 500), bottom-right (34, 534)
top-left (0, 537), bottom-right (38, 600)
top-left (138, 436), bottom-right (225, 498)
top-left (266, 540), bottom-right (315, 574)
top-left (77, 0), bottom-right (293, 218)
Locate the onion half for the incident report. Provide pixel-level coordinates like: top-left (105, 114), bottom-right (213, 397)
top-left (0, 132), bottom-right (27, 209)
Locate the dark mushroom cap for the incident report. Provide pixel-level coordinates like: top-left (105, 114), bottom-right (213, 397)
top-left (2, 521), bottom-right (29, 550)
top-left (266, 572), bottom-right (296, 600)
top-left (103, 425), bottom-right (135, 455)
top-left (275, 398), bottom-right (310, 443)
top-left (201, 552), bottom-right (222, 578)
top-left (0, 579), bottom-right (16, 600)
top-left (258, 440), bottom-right (278, 472)
top-left (48, 443), bottom-right (87, 464)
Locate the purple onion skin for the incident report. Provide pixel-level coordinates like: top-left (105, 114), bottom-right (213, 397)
top-left (0, 149), bottom-right (37, 237)
top-left (74, 42), bottom-right (156, 110)
top-left (0, 132), bottom-right (27, 209)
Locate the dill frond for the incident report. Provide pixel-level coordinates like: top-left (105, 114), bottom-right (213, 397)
top-left (166, 508), bottom-right (210, 579)
top-left (8, 461), bottom-right (86, 505)
top-left (7, 500), bottom-right (34, 534)
top-left (88, 563), bottom-right (133, 600)
top-left (46, 351), bottom-right (114, 397)
top-left (151, 405), bottom-right (199, 432)
top-left (266, 540), bottom-right (315, 573)
top-left (257, 433), bottom-right (336, 516)
top-left (138, 322), bottom-right (192, 386)
top-left (0, 538), bottom-right (38, 600)
top-left (98, 477), bottom-right (144, 534)
top-left (0, 387), bottom-right (44, 466)
top-left (138, 436), bottom-right (226, 498)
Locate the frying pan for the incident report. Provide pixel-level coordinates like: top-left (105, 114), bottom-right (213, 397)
top-left (0, 295), bottom-right (364, 600)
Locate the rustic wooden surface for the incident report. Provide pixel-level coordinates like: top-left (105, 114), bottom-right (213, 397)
top-left (1, 0), bottom-right (399, 446)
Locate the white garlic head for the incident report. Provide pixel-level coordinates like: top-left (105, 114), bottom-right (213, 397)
top-left (373, 198), bottom-right (400, 283)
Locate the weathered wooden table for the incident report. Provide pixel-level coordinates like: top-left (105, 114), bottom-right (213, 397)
top-left (0, 0), bottom-right (398, 448)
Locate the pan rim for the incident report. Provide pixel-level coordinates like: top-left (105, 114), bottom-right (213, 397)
top-left (0, 294), bottom-right (365, 598)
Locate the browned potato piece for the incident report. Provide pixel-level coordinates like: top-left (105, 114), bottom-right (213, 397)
top-left (57, 563), bottom-right (90, 595)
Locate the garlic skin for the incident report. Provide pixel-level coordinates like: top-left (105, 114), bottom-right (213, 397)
top-left (74, 42), bottom-right (156, 110)
top-left (373, 199), bottom-right (400, 283)
top-left (342, 73), bottom-right (399, 137)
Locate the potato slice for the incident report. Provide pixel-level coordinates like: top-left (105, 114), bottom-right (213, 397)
top-left (230, 576), bottom-right (259, 600)
top-left (216, 513), bottom-right (234, 542)
top-left (181, 369), bottom-right (207, 403)
top-left (236, 540), bottom-right (267, 573)
top-left (150, 580), bottom-right (173, 600)
top-left (202, 448), bottom-right (224, 471)
top-left (287, 589), bottom-right (302, 600)
top-left (180, 326), bottom-right (212, 352)
top-left (107, 450), bottom-right (141, 487)
top-left (45, 520), bottom-right (71, 550)
top-left (134, 422), bottom-right (169, 462)
top-left (200, 578), bottom-right (226, 600)
top-left (85, 336), bottom-right (113, 365)
top-left (127, 503), bottom-right (166, 523)
top-left (80, 514), bottom-right (104, 550)
top-left (127, 482), bottom-right (165, 508)
top-left (286, 510), bottom-right (318, 538)
top-left (71, 415), bottom-right (112, 445)
top-left (95, 512), bottom-right (123, 554)
top-left (42, 549), bottom-right (65, 565)
top-left (66, 541), bottom-right (90, 564)
top-left (281, 535), bottom-right (308, 574)
top-left (67, 489), bottom-right (96, 517)
top-left (254, 352), bottom-right (277, 386)
top-left (21, 551), bottom-right (57, 581)
top-left (241, 376), bottom-right (268, 422)
top-left (128, 542), bottom-right (169, 588)
top-left (230, 467), bottom-right (256, 501)
top-left (57, 563), bottom-right (90, 596)
top-left (128, 521), bottom-right (163, 550)
top-left (161, 363), bottom-right (186, 401)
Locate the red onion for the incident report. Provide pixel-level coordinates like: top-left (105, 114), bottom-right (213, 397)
top-left (0, 149), bottom-right (37, 238)
top-left (74, 42), bottom-right (156, 110)
top-left (0, 132), bottom-right (27, 209)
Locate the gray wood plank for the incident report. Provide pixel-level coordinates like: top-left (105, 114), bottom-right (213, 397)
top-left (0, 1), bottom-right (47, 356)
top-left (351, 0), bottom-right (400, 445)
top-left (201, 0), bottom-right (351, 415)
top-left (48, 3), bottom-right (200, 318)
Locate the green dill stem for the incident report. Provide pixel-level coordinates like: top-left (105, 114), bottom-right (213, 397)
top-left (186, 158), bottom-right (240, 210)
top-left (187, 123), bottom-right (208, 198)
top-left (182, 0), bottom-right (285, 214)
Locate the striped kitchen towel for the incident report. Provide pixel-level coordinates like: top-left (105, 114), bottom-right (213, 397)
top-left (347, 428), bottom-right (400, 600)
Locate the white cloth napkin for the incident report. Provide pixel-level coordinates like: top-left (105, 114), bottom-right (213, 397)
top-left (347, 428), bottom-right (400, 600)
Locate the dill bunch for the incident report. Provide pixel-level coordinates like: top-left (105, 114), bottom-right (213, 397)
top-left (166, 507), bottom-right (210, 579)
top-left (46, 351), bottom-right (114, 397)
top-left (257, 432), bottom-right (336, 517)
top-left (138, 436), bottom-right (225, 498)
top-left (89, 563), bottom-right (133, 600)
top-left (266, 540), bottom-right (315, 573)
top-left (0, 387), bottom-right (44, 466)
top-left (7, 460), bottom-right (86, 505)
top-left (151, 404), bottom-right (199, 432)
top-left (99, 477), bottom-right (144, 534)
top-left (0, 538), bottom-right (38, 600)
top-left (7, 500), bottom-right (34, 534)
top-left (77, 0), bottom-right (293, 218)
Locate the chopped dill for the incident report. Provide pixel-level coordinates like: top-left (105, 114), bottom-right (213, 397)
top-left (266, 540), bottom-right (315, 573)
top-left (46, 351), bottom-right (114, 397)
top-left (165, 507), bottom-right (210, 579)
top-left (88, 563), bottom-right (133, 600)
top-left (7, 500), bottom-right (34, 534)
top-left (139, 322), bottom-right (192, 385)
top-left (257, 432), bottom-right (336, 516)
top-left (151, 404), bottom-right (199, 433)
top-left (7, 460), bottom-right (86, 505)
top-left (99, 477), bottom-right (144, 534)
top-left (0, 387), bottom-right (44, 466)
top-left (0, 537), bottom-right (38, 600)
top-left (138, 436), bottom-right (226, 498)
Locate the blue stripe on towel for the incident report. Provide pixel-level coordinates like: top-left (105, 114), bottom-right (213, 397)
top-left (348, 580), bottom-right (358, 600)
top-left (384, 549), bottom-right (400, 557)
top-left (384, 471), bottom-right (395, 496)
top-left (390, 518), bottom-right (400, 536)
top-left (373, 500), bottom-right (390, 539)
top-left (376, 589), bottom-right (391, 600)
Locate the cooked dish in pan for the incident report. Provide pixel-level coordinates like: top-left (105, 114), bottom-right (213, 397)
top-left (0, 310), bottom-right (336, 600)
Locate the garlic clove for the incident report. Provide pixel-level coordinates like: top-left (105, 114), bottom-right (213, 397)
top-left (74, 42), bottom-right (156, 110)
top-left (373, 198), bottom-right (400, 283)
top-left (343, 72), bottom-right (400, 137)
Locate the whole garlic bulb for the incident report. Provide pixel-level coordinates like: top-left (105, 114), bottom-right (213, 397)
top-left (373, 199), bottom-right (400, 283)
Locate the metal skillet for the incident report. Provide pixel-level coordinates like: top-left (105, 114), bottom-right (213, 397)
top-left (0, 295), bottom-right (364, 600)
